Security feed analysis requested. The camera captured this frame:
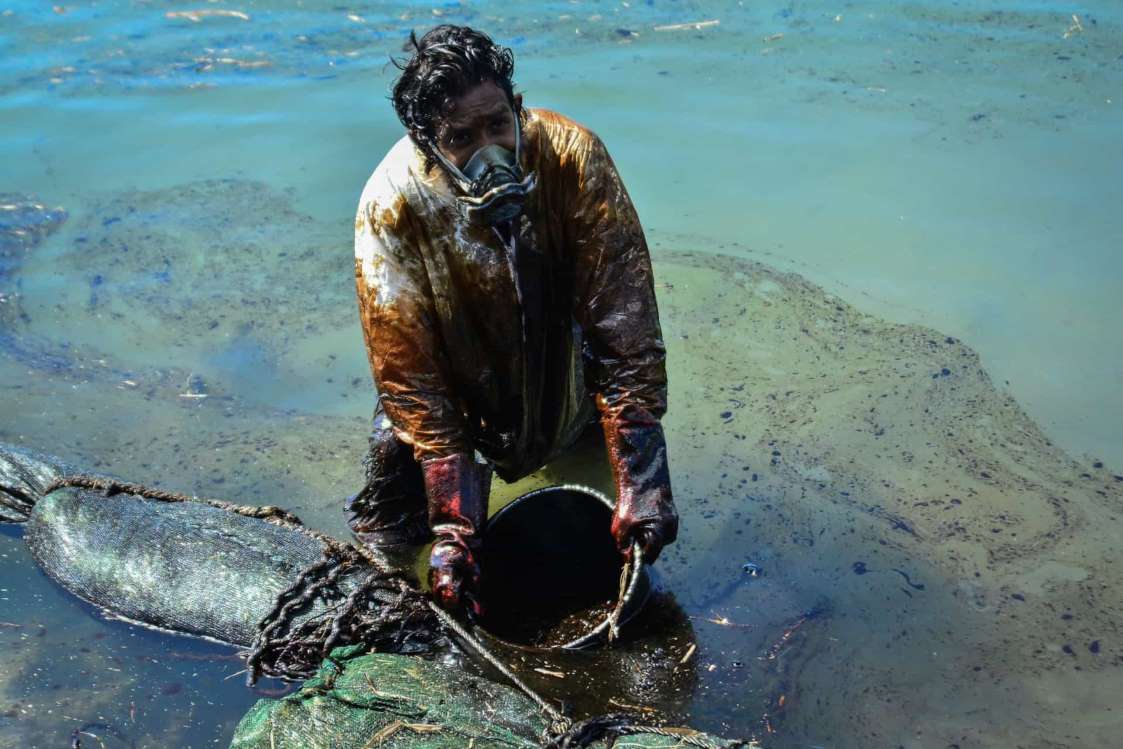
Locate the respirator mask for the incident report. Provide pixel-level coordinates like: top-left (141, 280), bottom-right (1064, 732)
top-left (432, 114), bottom-right (537, 227)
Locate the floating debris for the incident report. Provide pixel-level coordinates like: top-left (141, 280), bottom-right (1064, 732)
top-left (703, 615), bottom-right (752, 628)
top-left (367, 721), bottom-right (442, 744)
top-left (742, 562), bottom-right (764, 578)
top-left (532, 668), bottom-right (565, 679)
top-left (179, 373), bottom-right (208, 400)
top-left (194, 57), bottom-right (271, 72)
top-left (654, 19), bottom-right (720, 32)
top-left (166, 9), bottom-right (251, 23)
top-left (1063, 14), bottom-right (1084, 39)
top-left (607, 698), bottom-right (657, 714)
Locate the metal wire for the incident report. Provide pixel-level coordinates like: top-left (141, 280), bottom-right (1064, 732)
top-left (424, 599), bottom-right (573, 737)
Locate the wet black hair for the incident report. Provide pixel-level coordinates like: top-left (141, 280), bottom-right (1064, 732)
top-left (391, 25), bottom-right (522, 168)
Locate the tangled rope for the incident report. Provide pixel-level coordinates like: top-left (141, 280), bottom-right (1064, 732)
top-left (42, 474), bottom-right (307, 527)
top-left (244, 547), bottom-right (442, 685)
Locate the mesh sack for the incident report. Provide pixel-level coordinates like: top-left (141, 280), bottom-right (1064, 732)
top-left (22, 481), bottom-right (446, 681)
top-left (231, 646), bottom-right (747, 749)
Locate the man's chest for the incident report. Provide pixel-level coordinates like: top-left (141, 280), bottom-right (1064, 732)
top-left (422, 210), bottom-right (572, 311)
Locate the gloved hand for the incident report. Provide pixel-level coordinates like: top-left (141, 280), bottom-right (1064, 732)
top-left (422, 453), bottom-right (490, 617)
top-left (602, 417), bottom-right (678, 564)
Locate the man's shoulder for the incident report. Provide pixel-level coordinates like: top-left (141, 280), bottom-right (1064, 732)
top-left (528, 108), bottom-right (601, 153)
top-left (357, 135), bottom-right (424, 214)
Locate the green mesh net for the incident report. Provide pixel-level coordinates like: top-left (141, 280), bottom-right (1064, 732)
top-left (230, 645), bottom-right (747, 749)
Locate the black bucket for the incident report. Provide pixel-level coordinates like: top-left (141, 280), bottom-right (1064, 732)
top-left (478, 484), bottom-right (650, 650)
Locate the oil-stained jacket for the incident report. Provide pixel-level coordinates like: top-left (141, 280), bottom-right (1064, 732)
top-left (354, 108), bottom-right (667, 483)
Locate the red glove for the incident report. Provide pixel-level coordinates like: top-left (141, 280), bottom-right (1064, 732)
top-left (422, 453), bottom-right (490, 616)
top-left (602, 417), bottom-right (678, 564)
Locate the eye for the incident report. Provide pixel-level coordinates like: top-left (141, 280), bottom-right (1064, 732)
top-left (446, 130), bottom-right (470, 146)
top-left (488, 117), bottom-right (509, 133)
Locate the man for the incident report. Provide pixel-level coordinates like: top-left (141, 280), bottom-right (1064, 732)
top-left (347, 25), bottom-right (677, 615)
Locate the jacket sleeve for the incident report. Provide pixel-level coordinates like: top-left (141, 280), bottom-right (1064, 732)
top-left (354, 195), bottom-right (471, 461)
top-left (570, 132), bottom-right (677, 557)
top-left (571, 133), bottom-right (668, 426)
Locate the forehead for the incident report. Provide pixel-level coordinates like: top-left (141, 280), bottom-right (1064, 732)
top-left (439, 81), bottom-right (510, 129)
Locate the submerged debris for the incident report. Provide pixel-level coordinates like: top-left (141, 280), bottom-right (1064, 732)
top-left (0, 195), bottom-right (66, 284)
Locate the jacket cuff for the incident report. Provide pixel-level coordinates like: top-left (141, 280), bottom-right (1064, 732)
top-left (421, 453), bottom-right (489, 534)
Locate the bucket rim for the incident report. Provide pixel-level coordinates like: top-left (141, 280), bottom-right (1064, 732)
top-left (482, 483), bottom-right (648, 650)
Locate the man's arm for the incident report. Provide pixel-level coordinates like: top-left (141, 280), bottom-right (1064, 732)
top-left (355, 196), bottom-right (467, 459)
top-left (570, 132), bottom-right (678, 563)
top-left (355, 195), bottom-right (487, 614)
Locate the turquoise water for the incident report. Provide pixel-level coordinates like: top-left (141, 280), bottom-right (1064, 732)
top-left (2, 1), bottom-right (1122, 747)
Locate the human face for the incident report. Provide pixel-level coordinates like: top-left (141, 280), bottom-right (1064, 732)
top-left (433, 81), bottom-right (522, 171)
